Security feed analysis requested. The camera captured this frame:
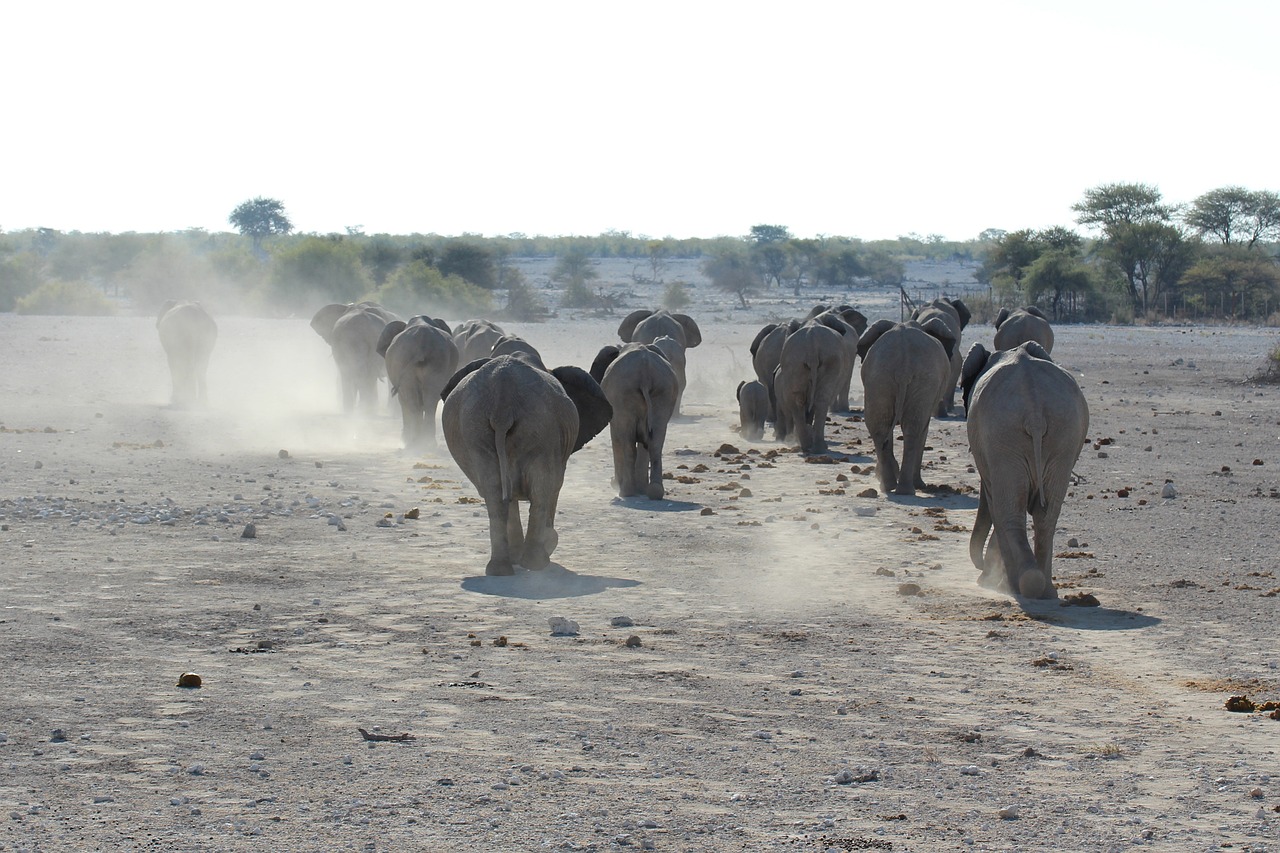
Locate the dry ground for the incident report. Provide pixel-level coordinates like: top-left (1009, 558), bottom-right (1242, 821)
top-left (1, 303), bottom-right (1278, 852)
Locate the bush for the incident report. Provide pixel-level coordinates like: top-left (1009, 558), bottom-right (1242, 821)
top-left (373, 260), bottom-right (492, 319)
top-left (0, 251), bottom-right (42, 311)
top-left (268, 236), bottom-right (370, 309)
top-left (15, 281), bottom-right (116, 316)
top-left (662, 281), bottom-right (692, 310)
top-left (500, 270), bottom-right (549, 321)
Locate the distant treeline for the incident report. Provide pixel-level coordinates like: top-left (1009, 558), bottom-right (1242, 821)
top-left (3, 182), bottom-right (1278, 323)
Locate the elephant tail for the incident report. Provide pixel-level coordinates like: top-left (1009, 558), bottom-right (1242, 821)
top-left (1026, 412), bottom-right (1049, 508)
top-left (493, 414), bottom-right (516, 504)
top-left (804, 363), bottom-right (819, 425)
top-left (641, 384), bottom-right (657, 445)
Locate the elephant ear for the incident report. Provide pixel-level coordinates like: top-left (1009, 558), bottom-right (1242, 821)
top-left (836, 306), bottom-right (868, 337)
top-left (812, 312), bottom-right (854, 338)
top-left (920, 316), bottom-right (957, 361)
top-left (440, 357), bottom-right (490, 402)
top-left (376, 320), bottom-right (408, 358)
top-left (617, 309), bottom-right (654, 342)
top-left (310, 303), bottom-right (353, 344)
top-left (551, 366), bottom-right (613, 453)
top-left (993, 307), bottom-right (1011, 329)
top-left (960, 343), bottom-right (993, 414)
top-left (427, 316), bottom-right (452, 334)
top-left (1023, 305), bottom-right (1048, 320)
top-left (857, 319), bottom-right (897, 362)
top-left (803, 304), bottom-right (829, 321)
top-left (749, 324), bottom-right (778, 357)
top-left (671, 313), bottom-right (701, 348)
top-left (589, 345), bottom-right (621, 383)
top-left (949, 298), bottom-right (972, 329)
top-left (1021, 340), bottom-right (1053, 361)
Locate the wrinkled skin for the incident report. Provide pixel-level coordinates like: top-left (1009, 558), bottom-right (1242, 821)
top-left (591, 343), bottom-right (679, 500)
top-left (441, 355), bottom-right (611, 576)
top-left (775, 321), bottom-right (850, 454)
top-left (156, 300), bottom-right (217, 407)
top-left (452, 319), bottom-right (506, 363)
top-left (806, 309), bottom-right (863, 411)
top-left (993, 306), bottom-right (1054, 354)
top-left (962, 342), bottom-right (1088, 599)
top-left (858, 319), bottom-right (954, 495)
top-left (649, 335), bottom-right (688, 416)
top-left (910, 298), bottom-right (970, 417)
top-left (310, 301), bottom-right (400, 413)
top-left (736, 379), bottom-right (769, 441)
top-left (750, 322), bottom-right (796, 421)
top-left (378, 316), bottom-right (459, 450)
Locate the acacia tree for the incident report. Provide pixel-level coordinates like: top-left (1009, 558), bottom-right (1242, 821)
top-left (1073, 183), bottom-right (1181, 315)
top-left (702, 249), bottom-right (758, 308)
top-left (1184, 187), bottom-right (1280, 248)
top-left (229, 197), bottom-right (293, 252)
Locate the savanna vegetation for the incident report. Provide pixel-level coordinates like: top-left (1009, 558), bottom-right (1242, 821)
top-left (2, 184), bottom-right (1277, 323)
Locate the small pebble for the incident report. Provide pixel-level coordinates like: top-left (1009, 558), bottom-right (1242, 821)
top-left (998, 805), bottom-right (1019, 820)
top-left (240, 523), bottom-right (256, 539)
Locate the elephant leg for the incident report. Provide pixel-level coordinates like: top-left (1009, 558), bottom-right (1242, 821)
top-left (521, 481), bottom-right (562, 569)
top-left (339, 369), bottom-right (358, 414)
top-left (193, 348), bottom-right (212, 406)
top-left (1028, 493), bottom-right (1067, 600)
top-left (874, 433), bottom-right (899, 494)
top-left (896, 416), bottom-right (930, 495)
top-left (484, 497), bottom-right (515, 576)
top-left (987, 482), bottom-right (1037, 596)
top-left (612, 425), bottom-right (639, 497)
top-left (645, 427), bottom-right (668, 501)
top-left (397, 383), bottom-right (423, 449)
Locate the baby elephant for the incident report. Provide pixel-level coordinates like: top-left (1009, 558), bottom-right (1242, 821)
top-left (736, 379), bottom-right (769, 441)
top-left (961, 342), bottom-right (1089, 599)
top-left (441, 355), bottom-right (612, 576)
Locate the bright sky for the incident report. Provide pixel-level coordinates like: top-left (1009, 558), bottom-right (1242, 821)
top-left (4, 1), bottom-right (1277, 241)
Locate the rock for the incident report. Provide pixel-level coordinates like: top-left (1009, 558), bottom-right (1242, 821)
top-left (1161, 482), bottom-right (1177, 499)
top-left (278, 449), bottom-right (290, 459)
top-left (610, 616), bottom-right (635, 628)
top-left (176, 672), bottom-right (202, 688)
top-left (998, 805), bottom-right (1020, 820)
top-left (624, 635), bottom-right (642, 648)
top-left (897, 583), bottom-right (922, 597)
top-left (548, 617), bottom-right (580, 636)
top-left (831, 766), bottom-right (878, 784)
top-left (959, 765), bottom-right (981, 776)
top-left (240, 523), bottom-right (256, 539)
top-left (857, 488), bottom-right (878, 498)
top-left (1067, 537), bottom-right (1080, 548)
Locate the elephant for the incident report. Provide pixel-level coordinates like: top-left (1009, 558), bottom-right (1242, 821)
top-left (857, 317), bottom-right (956, 496)
top-left (310, 301), bottom-right (401, 413)
top-left (750, 320), bottom-right (799, 421)
top-left (156, 300), bottom-right (217, 407)
top-left (452, 319), bottom-right (506, 363)
top-left (590, 342), bottom-right (679, 500)
top-left (441, 354), bottom-right (612, 576)
top-left (375, 316), bottom-right (459, 450)
top-left (736, 379), bottom-right (769, 441)
top-left (961, 342), bottom-right (1088, 599)
top-left (993, 306), bottom-right (1054, 354)
top-left (648, 335), bottom-right (688, 416)
top-left (619, 309), bottom-right (701, 416)
top-left (490, 334), bottom-right (543, 366)
top-left (805, 307), bottom-right (866, 411)
top-left (775, 320), bottom-right (852, 454)
top-left (910, 297), bottom-right (971, 417)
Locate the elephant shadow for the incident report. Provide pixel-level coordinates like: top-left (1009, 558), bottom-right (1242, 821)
top-left (610, 496), bottom-right (704, 512)
top-left (883, 491), bottom-right (981, 511)
top-left (1019, 599), bottom-right (1162, 631)
top-left (461, 563), bottom-right (641, 600)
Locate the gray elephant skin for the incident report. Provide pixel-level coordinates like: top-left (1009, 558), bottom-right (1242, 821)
top-left (375, 315), bottom-right (459, 450)
top-left (452, 319), bottom-right (506, 363)
top-left (858, 318), bottom-right (956, 495)
top-left (157, 300), bottom-right (217, 407)
top-left (310, 301), bottom-right (401, 413)
top-left (961, 342), bottom-right (1089, 599)
top-left (618, 309), bottom-right (701, 416)
top-left (441, 355), bottom-right (611, 576)
top-left (752, 305), bottom-right (867, 418)
top-left (993, 306), bottom-right (1054, 353)
top-left (736, 379), bottom-right (769, 442)
top-left (591, 343), bottom-right (679, 500)
top-left (910, 297), bottom-right (971, 417)
top-left (775, 320), bottom-right (852, 454)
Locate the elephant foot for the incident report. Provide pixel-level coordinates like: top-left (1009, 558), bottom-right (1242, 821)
top-left (485, 558), bottom-right (515, 576)
top-left (1016, 569), bottom-right (1053, 599)
top-left (891, 484), bottom-right (917, 497)
top-left (520, 547), bottom-right (551, 570)
top-left (645, 482), bottom-right (665, 501)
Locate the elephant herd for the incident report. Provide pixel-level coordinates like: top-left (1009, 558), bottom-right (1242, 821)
top-left (155, 298), bottom-right (1087, 599)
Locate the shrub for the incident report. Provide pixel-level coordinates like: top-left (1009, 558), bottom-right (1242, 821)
top-left (662, 281), bottom-right (692, 310)
top-left (15, 281), bottom-right (116, 316)
top-left (373, 260), bottom-right (492, 319)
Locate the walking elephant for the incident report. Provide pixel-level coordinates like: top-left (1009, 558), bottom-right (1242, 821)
top-left (750, 320), bottom-right (798, 421)
top-left (858, 318), bottom-right (956, 496)
top-left (805, 307), bottom-right (866, 412)
top-left (619, 309), bottom-right (700, 416)
top-left (310, 301), bottom-right (401, 413)
top-left (375, 316), bottom-right (458, 450)
top-left (961, 342), bottom-right (1089, 599)
top-left (736, 379), bottom-right (769, 441)
top-left (590, 342), bottom-right (679, 500)
top-left (157, 300), bottom-right (217, 407)
top-left (775, 320), bottom-right (851, 454)
top-left (441, 354), bottom-right (612, 576)
top-left (910, 297), bottom-right (971, 417)
top-left (993, 306), bottom-right (1054, 354)
top-left (452, 319), bottom-right (506, 363)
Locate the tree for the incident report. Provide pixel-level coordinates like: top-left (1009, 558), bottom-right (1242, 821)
top-left (702, 249), bottom-right (758, 308)
top-left (813, 246), bottom-right (865, 289)
top-left (1184, 187), bottom-right (1280, 248)
top-left (268, 236), bottom-right (368, 308)
top-left (753, 243), bottom-right (788, 289)
top-left (437, 240), bottom-right (497, 289)
top-left (1178, 247), bottom-right (1280, 319)
top-left (784, 238), bottom-right (822, 295)
top-left (1073, 183), bottom-right (1178, 314)
top-left (747, 224), bottom-right (791, 245)
top-left (361, 237), bottom-right (405, 285)
top-left (373, 260), bottom-right (492, 318)
top-left (1022, 250), bottom-right (1094, 320)
top-left (553, 249), bottom-right (600, 308)
top-left (228, 197), bottom-right (293, 252)
top-left (1072, 183), bottom-right (1173, 231)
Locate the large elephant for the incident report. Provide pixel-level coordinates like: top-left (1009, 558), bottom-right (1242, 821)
top-left (805, 307), bottom-right (866, 411)
top-left (310, 301), bottom-right (401, 413)
top-left (774, 320), bottom-right (852, 454)
top-left (736, 379), bottom-right (769, 442)
top-left (993, 306), bottom-right (1054, 354)
top-left (590, 342), bottom-right (679, 499)
top-left (156, 300), bottom-right (217, 407)
top-left (441, 354), bottom-right (612, 576)
top-left (858, 318), bottom-right (956, 495)
top-left (910, 297), bottom-right (971, 417)
top-left (961, 342), bottom-right (1089, 599)
top-left (375, 316), bottom-right (458, 450)
top-left (618, 309), bottom-right (701, 417)
top-left (452, 319), bottom-right (506, 363)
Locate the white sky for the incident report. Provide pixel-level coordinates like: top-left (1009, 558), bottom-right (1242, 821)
top-left (3, 1), bottom-right (1277, 241)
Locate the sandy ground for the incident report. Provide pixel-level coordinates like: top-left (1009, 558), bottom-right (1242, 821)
top-left (2, 295), bottom-right (1279, 852)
